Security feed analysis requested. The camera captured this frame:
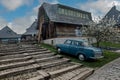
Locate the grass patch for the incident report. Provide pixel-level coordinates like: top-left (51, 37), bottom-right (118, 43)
top-left (39, 43), bottom-right (120, 68)
top-left (94, 41), bottom-right (120, 48)
top-left (79, 51), bottom-right (120, 68)
top-left (40, 43), bottom-right (57, 53)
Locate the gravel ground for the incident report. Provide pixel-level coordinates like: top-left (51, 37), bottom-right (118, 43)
top-left (86, 57), bottom-right (120, 80)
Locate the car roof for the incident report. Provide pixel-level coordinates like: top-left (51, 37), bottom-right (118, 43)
top-left (66, 39), bottom-right (87, 42)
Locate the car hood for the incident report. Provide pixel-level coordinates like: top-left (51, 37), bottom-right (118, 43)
top-left (85, 47), bottom-right (102, 52)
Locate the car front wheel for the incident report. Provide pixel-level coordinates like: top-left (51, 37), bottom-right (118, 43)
top-left (78, 54), bottom-right (86, 61)
top-left (57, 48), bottom-right (61, 53)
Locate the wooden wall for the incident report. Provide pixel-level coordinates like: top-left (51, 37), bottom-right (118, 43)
top-left (55, 23), bottom-right (79, 37)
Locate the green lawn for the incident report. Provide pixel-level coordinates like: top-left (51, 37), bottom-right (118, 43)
top-left (39, 43), bottom-right (120, 68)
top-left (94, 41), bottom-right (120, 48)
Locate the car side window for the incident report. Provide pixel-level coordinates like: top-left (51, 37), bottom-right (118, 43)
top-left (74, 41), bottom-right (83, 46)
top-left (78, 42), bottom-right (83, 46)
top-left (71, 41), bottom-right (80, 46)
top-left (72, 41), bottom-right (77, 46)
top-left (64, 40), bottom-right (72, 45)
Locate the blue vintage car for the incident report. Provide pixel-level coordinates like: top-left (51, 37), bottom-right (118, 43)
top-left (56, 39), bottom-right (104, 61)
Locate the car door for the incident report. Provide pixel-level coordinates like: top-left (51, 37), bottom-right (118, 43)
top-left (69, 41), bottom-right (79, 55)
top-left (62, 40), bottom-right (72, 53)
top-left (69, 41), bottom-right (84, 56)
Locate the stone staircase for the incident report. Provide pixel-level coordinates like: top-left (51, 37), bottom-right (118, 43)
top-left (0, 44), bottom-right (94, 80)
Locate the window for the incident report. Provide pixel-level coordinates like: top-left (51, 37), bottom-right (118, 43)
top-left (79, 13), bottom-right (82, 18)
top-left (64, 9), bottom-right (68, 15)
top-left (73, 11), bottom-right (76, 17)
top-left (61, 8), bottom-right (65, 14)
top-left (64, 40), bottom-right (72, 45)
top-left (85, 14), bottom-right (89, 19)
top-left (70, 10), bottom-right (74, 16)
top-left (71, 41), bottom-right (82, 46)
top-left (58, 7), bottom-right (89, 19)
top-left (76, 12), bottom-right (79, 17)
top-left (58, 8), bottom-right (62, 14)
top-left (68, 10), bottom-right (71, 16)
top-left (82, 14), bottom-right (85, 18)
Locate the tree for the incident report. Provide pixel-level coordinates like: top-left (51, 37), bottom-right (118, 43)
top-left (81, 17), bottom-right (119, 47)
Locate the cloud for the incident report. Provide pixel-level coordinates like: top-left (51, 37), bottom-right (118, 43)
top-left (33, 0), bottom-right (59, 15)
top-left (0, 17), bottom-right (8, 29)
top-left (0, 15), bottom-right (36, 34)
top-left (0, 0), bottom-right (33, 11)
top-left (0, 0), bottom-right (60, 34)
top-left (39, 0), bottom-right (59, 4)
top-left (78, 0), bottom-right (120, 20)
top-left (9, 15), bottom-right (36, 34)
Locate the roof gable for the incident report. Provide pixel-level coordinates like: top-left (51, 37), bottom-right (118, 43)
top-left (39, 2), bottom-right (93, 25)
top-left (23, 20), bottom-right (38, 35)
top-left (0, 26), bottom-right (20, 38)
top-left (103, 6), bottom-right (120, 24)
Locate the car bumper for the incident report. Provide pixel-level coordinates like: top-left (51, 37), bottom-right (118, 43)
top-left (90, 56), bottom-right (104, 59)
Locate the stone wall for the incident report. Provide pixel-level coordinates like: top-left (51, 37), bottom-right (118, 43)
top-left (42, 37), bottom-right (96, 46)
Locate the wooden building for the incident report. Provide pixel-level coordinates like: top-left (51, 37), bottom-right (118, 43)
top-left (37, 3), bottom-right (93, 42)
top-left (103, 6), bottom-right (120, 33)
top-left (22, 19), bottom-right (38, 41)
top-left (0, 26), bottom-right (21, 44)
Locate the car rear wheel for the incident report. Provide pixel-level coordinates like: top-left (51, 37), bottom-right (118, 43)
top-left (78, 54), bottom-right (86, 61)
top-left (57, 48), bottom-right (61, 53)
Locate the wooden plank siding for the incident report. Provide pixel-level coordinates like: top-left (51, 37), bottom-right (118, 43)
top-left (55, 23), bottom-right (81, 37)
top-left (37, 3), bottom-right (93, 42)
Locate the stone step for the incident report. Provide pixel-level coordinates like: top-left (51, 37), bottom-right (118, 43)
top-left (0, 55), bottom-right (62, 71)
top-left (0, 47), bottom-right (43, 52)
top-left (28, 50), bottom-right (51, 55)
top-left (51, 67), bottom-right (94, 80)
top-left (35, 55), bottom-right (62, 62)
top-left (0, 49), bottom-right (48, 56)
top-left (0, 44), bottom-right (94, 80)
top-left (17, 48), bottom-right (47, 53)
top-left (0, 48), bottom-right (24, 53)
top-left (0, 51), bottom-right (54, 60)
top-left (0, 56), bottom-right (32, 65)
top-left (28, 64), bottom-right (81, 80)
top-left (0, 53), bottom-right (29, 60)
top-left (24, 47), bottom-right (43, 50)
top-left (43, 62), bottom-right (79, 72)
top-left (39, 58), bottom-right (71, 69)
top-left (27, 70), bottom-right (50, 80)
top-left (0, 51), bottom-right (26, 56)
top-left (0, 60), bottom-right (35, 71)
top-left (0, 46), bottom-right (21, 49)
top-left (2, 70), bottom-right (40, 80)
top-left (0, 64), bottom-right (40, 79)
top-left (32, 52), bottom-right (55, 58)
top-left (70, 68), bottom-right (94, 80)
top-left (49, 64), bottom-right (81, 79)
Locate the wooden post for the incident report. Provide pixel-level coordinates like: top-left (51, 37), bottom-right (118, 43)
top-left (38, 15), bottom-right (44, 43)
top-left (38, 22), bottom-right (42, 43)
top-left (48, 21), bottom-right (51, 38)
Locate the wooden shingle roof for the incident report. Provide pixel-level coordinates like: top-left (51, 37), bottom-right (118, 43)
top-left (38, 2), bottom-right (93, 25)
top-left (103, 6), bottom-right (120, 24)
top-left (0, 26), bottom-right (21, 38)
top-left (24, 19), bottom-right (38, 35)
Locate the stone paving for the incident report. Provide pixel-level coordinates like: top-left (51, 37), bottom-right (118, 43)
top-left (115, 50), bottom-right (120, 53)
top-left (86, 57), bottom-right (120, 80)
top-left (0, 44), bottom-right (94, 80)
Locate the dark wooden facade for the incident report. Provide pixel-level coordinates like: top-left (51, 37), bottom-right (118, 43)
top-left (37, 3), bottom-right (92, 42)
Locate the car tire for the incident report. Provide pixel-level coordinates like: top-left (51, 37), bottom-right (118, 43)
top-left (57, 48), bottom-right (61, 54)
top-left (78, 54), bottom-right (86, 61)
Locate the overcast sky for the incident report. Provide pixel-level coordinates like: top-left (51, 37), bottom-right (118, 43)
top-left (0, 0), bottom-right (120, 34)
